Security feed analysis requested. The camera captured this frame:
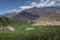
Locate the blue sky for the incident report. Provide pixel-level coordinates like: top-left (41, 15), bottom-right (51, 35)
top-left (0, 0), bottom-right (59, 15)
top-left (0, 0), bottom-right (40, 15)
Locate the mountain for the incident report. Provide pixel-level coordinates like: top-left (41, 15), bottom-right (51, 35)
top-left (48, 13), bottom-right (60, 21)
top-left (12, 11), bottom-right (39, 21)
top-left (33, 13), bottom-right (60, 26)
top-left (12, 6), bottom-right (60, 21)
top-left (0, 15), bottom-right (2, 17)
top-left (2, 12), bottom-right (19, 18)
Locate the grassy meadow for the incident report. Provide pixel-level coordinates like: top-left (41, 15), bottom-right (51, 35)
top-left (0, 21), bottom-right (60, 40)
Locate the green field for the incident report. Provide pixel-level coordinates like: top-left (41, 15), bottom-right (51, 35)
top-left (0, 22), bottom-right (60, 40)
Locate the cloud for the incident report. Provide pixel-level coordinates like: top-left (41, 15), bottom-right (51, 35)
top-left (20, 0), bottom-right (60, 10)
top-left (37, 2), bottom-right (47, 7)
top-left (37, 0), bottom-right (56, 7)
top-left (47, 1), bottom-right (56, 6)
top-left (1, 0), bottom-right (60, 15)
top-left (20, 6), bottom-right (33, 9)
top-left (20, 2), bottom-right (37, 10)
top-left (20, 1), bottom-right (47, 9)
top-left (31, 2), bottom-right (37, 7)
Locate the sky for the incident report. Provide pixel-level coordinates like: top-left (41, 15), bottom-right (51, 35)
top-left (0, 0), bottom-right (60, 15)
top-left (0, 0), bottom-right (40, 15)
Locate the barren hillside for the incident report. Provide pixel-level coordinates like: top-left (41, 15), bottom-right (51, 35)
top-left (33, 13), bottom-right (60, 26)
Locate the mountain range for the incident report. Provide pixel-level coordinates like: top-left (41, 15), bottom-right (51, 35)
top-left (12, 6), bottom-right (60, 21)
top-left (2, 12), bottom-right (19, 18)
top-left (1, 6), bottom-right (60, 22)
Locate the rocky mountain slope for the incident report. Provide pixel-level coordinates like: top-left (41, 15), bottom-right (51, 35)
top-left (33, 13), bottom-right (60, 26)
top-left (12, 6), bottom-right (60, 21)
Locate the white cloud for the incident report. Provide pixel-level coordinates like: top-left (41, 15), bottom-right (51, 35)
top-left (47, 1), bottom-right (56, 6)
top-left (20, 6), bottom-right (32, 9)
top-left (31, 2), bottom-right (37, 7)
top-left (37, 0), bottom-right (56, 7)
top-left (20, 2), bottom-right (37, 10)
top-left (37, 2), bottom-right (47, 7)
top-left (20, 0), bottom-right (60, 10)
top-left (1, 0), bottom-right (60, 15)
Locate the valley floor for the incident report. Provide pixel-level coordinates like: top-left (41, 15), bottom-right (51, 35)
top-left (0, 22), bottom-right (60, 40)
